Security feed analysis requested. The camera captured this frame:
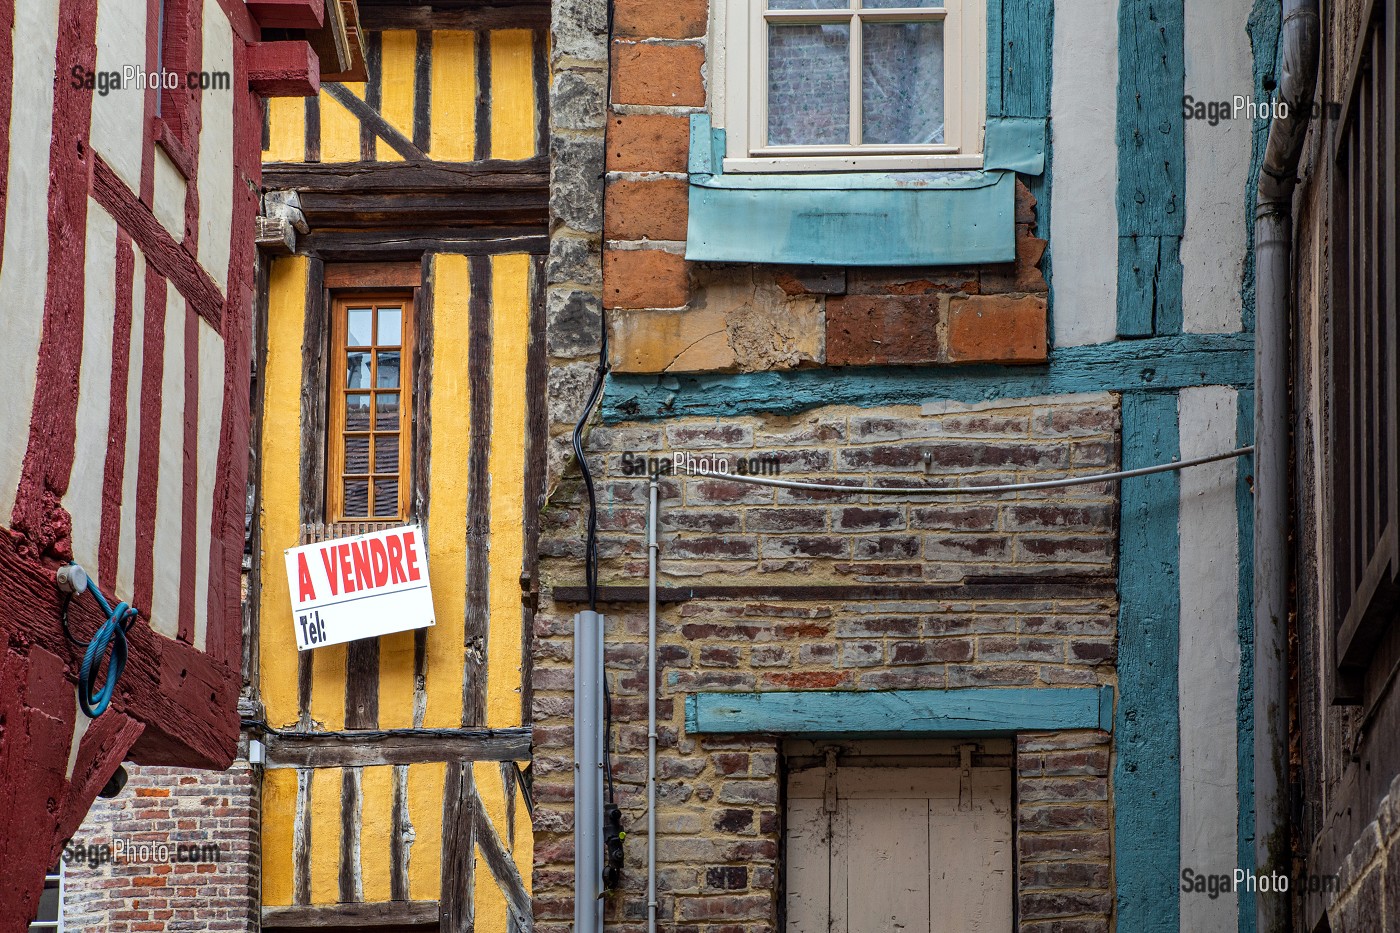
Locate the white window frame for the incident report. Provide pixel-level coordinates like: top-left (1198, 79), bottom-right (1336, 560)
top-left (719, 0), bottom-right (986, 173)
top-left (29, 865), bottom-right (63, 932)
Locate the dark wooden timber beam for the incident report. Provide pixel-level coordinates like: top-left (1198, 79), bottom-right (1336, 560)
top-left (262, 159), bottom-right (549, 193)
top-left (262, 900), bottom-right (439, 929)
top-left (550, 578), bottom-right (1119, 604)
top-left (264, 726), bottom-right (532, 768)
top-left (357, 2), bottom-right (549, 29)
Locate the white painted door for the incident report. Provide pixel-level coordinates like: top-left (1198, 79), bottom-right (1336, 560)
top-left (786, 762), bottom-right (1013, 932)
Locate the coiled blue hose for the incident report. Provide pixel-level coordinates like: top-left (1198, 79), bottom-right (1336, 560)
top-left (62, 573), bottom-right (139, 717)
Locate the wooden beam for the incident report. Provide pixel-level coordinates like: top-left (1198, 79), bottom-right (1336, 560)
top-left (685, 687), bottom-right (1116, 736)
top-left (357, 2), bottom-right (548, 30)
top-left (472, 796), bottom-right (534, 932)
top-left (249, 41), bottom-right (322, 98)
top-left (297, 229), bottom-right (547, 262)
top-left (262, 158), bottom-right (549, 193)
top-left (323, 82), bottom-right (426, 160)
top-left (247, 0), bottom-right (324, 30)
top-left (262, 900), bottom-right (439, 929)
top-left (550, 579), bottom-right (1118, 604)
top-left (265, 726), bottom-right (532, 768)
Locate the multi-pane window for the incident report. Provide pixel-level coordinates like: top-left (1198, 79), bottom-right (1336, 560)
top-left (29, 865), bottom-right (61, 932)
top-left (722, 0), bottom-right (984, 171)
top-left (328, 295), bottom-right (412, 522)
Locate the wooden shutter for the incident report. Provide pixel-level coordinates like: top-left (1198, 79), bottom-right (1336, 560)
top-left (785, 759), bottom-right (1013, 933)
top-left (1331, 1), bottom-right (1400, 685)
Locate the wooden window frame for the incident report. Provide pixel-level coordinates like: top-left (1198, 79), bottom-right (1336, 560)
top-left (1328, 1), bottom-right (1399, 700)
top-left (326, 292), bottom-right (415, 523)
top-left (719, 0), bottom-right (986, 173)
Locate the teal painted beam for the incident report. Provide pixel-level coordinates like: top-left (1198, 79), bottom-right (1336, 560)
top-left (603, 334), bottom-right (1254, 422)
top-left (1117, 0), bottom-right (1186, 336)
top-left (1114, 392), bottom-right (1181, 933)
top-left (685, 687), bottom-right (1114, 736)
top-left (998, 0), bottom-right (1054, 119)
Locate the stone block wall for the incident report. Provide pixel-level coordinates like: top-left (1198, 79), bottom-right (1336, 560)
top-left (530, 392), bottom-right (1121, 933)
top-left (60, 763), bottom-right (259, 932)
top-left (601, 0), bottom-right (1049, 374)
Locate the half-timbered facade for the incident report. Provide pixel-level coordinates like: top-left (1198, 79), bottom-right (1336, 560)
top-left (245, 1), bottom-right (549, 927)
top-left (0, 0), bottom-right (328, 924)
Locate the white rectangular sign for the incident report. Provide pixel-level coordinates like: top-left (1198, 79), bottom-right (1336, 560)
top-left (284, 524), bottom-right (436, 650)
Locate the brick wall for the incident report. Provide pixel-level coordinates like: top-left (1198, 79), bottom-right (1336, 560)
top-left (531, 393), bottom-right (1120, 933)
top-left (601, 0), bottom-right (1048, 374)
top-left (61, 763), bottom-right (259, 932)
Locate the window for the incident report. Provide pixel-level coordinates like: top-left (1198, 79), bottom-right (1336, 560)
top-left (327, 295), bottom-right (413, 522)
top-left (1329, 3), bottom-right (1398, 695)
top-left (720, 0), bottom-right (985, 172)
top-left (29, 865), bottom-right (62, 932)
top-left (784, 740), bottom-right (1012, 932)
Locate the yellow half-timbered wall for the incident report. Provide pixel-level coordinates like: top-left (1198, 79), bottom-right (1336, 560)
top-left (252, 21), bottom-right (546, 926)
top-left (257, 252), bottom-right (539, 921)
top-left (263, 28), bottom-right (544, 164)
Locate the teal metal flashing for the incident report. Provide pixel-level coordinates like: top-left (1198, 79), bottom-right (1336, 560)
top-left (984, 117), bottom-right (1047, 174)
top-left (685, 686), bottom-right (1114, 736)
top-left (1114, 393), bottom-right (1182, 933)
top-left (685, 117), bottom-right (1017, 267)
top-left (603, 333), bottom-right (1253, 422)
top-left (1116, 0), bottom-right (1186, 337)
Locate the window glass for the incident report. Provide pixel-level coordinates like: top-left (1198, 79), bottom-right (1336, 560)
top-left (330, 296), bottom-right (412, 521)
top-left (768, 24), bottom-right (851, 146)
top-left (862, 21), bottom-right (945, 144)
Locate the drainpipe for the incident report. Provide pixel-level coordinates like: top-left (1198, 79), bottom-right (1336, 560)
top-left (646, 477), bottom-right (660, 933)
top-left (1254, 0), bottom-right (1318, 930)
top-left (574, 609), bottom-right (605, 933)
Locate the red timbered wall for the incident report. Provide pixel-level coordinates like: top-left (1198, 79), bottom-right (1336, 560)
top-left (0, 0), bottom-right (313, 925)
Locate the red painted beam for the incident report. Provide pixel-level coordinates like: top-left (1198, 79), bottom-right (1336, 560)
top-left (248, 40), bottom-right (321, 97)
top-left (0, 535), bottom-right (239, 771)
top-left (248, 0), bottom-right (324, 30)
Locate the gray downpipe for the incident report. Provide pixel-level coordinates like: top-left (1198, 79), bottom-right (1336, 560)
top-left (1254, 0), bottom-right (1319, 930)
top-left (646, 478), bottom-right (660, 933)
top-left (574, 610), bottom-right (605, 933)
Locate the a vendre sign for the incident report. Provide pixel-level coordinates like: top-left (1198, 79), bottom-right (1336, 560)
top-left (284, 524), bottom-right (436, 649)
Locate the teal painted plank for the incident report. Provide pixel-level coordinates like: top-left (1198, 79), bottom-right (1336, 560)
top-left (1114, 392), bottom-right (1181, 933)
top-left (986, 0), bottom-right (1003, 118)
top-left (1236, 387), bottom-right (1257, 933)
top-left (685, 687), bottom-right (1114, 736)
top-left (685, 173), bottom-right (1016, 266)
top-left (603, 334), bottom-right (1254, 422)
top-left (1118, 235), bottom-right (1185, 337)
top-left (1000, 0), bottom-right (1053, 118)
top-left (1240, 0), bottom-right (1283, 334)
top-left (1117, 0), bottom-right (1186, 336)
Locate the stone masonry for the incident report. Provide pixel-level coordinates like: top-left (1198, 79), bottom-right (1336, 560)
top-left (531, 394), bottom-right (1122, 933)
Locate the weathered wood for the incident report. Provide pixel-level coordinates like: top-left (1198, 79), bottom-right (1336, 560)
top-left (262, 900), bottom-right (440, 929)
top-left (298, 258), bottom-right (328, 526)
top-left (362, 31), bottom-right (382, 162)
top-left (325, 261), bottom-right (423, 289)
top-left (262, 158), bottom-right (549, 192)
top-left (0, 537), bottom-right (239, 770)
top-left (474, 29), bottom-right (491, 161)
top-left (294, 768), bottom-right (313, 904)
top-left (305, 94), bottom-right (321, 163)
top-left (440, 762), bottom-right (477, 933)
top-left (472, 792), bottom-right (534, 931)
top-left (357, 2), bottom-right (549, 30)
top-left (243, 258), bottom-right (273, 695)
top-left (324, 82), bottom-right (427, 160)
top-left (531, 29), bottom-right (548, 156)
top-left (686, 686), bottom-right (1115, 736)
top-left (296, 229), bottom-right (548, 262)
top-left (413, 30), bottom-right (432, 152)
top-left (292, 191), bottom-right (547, 228)
top-left (520, 255), bottom-right (547, 724)
top-left (551, 580), bottom-right (1117, 604)
top-left (340, 766), bottom-right (364, 901)
top-left (265, 727), bottom-right (533, 768)
top-left (346, 638), bottom-right (380, 730)
top-left (462, 255), bottom-right (493, 729)
top-left (412, 257), bottom-right (435, 530)
top-left (390, 763), bottom-right (411, 901)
